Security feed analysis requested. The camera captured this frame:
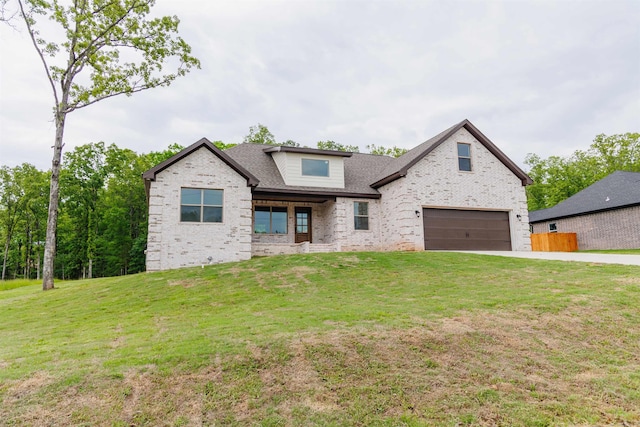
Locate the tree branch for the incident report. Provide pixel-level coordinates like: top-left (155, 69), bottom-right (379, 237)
top-left (17, 0), bottom-right (60, 113)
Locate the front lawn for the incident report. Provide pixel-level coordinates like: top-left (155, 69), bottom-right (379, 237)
top-left (1, 252), bottom-right (638, 426)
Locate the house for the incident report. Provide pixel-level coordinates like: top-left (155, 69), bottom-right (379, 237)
top-left (142, 119), bottom-right (533, 271)
top-left (529, 171), bottom-right (640, 250)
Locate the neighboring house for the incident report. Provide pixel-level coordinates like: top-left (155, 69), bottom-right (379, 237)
top-left (529, 171), bottom-right (640, 250)
top-left (143, 119), bottom-right (533, 271)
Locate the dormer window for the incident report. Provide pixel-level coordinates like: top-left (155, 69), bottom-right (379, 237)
top-left (263, 146), bottom-right (349, 188)
top-left (301, 158), bottom-right (329, 177)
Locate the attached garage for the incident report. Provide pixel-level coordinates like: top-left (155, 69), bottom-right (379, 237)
top-left (423, 208), bottom-right (512, 250)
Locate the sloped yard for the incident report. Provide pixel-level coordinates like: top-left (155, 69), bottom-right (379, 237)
top-left (1, 252), bottom-right (638, 426)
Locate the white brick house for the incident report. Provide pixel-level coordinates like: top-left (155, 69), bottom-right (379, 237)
top-left (143, 119), bottom-right (533, 271)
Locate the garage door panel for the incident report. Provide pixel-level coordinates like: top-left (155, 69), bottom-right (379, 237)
top-left (423, 208), bottom-right (512, 251)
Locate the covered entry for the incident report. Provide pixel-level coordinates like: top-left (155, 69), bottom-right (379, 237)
top-left (423, 208), bottom-right (512, 250)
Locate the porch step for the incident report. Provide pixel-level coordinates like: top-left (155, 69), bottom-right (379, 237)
top-left (251, 242), bottom-right (341, 257)
top-left (306, 243), bottom-right (340, 253)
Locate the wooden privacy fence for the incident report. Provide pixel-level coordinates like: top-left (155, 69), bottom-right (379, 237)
top-left (531, 233), bottom-right (578, 252)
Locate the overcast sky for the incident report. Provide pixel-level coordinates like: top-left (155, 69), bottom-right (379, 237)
top-left (1, 0), bottom-right (638, 171)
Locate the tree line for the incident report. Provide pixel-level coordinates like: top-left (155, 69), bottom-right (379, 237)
top-left (0, 143), bottom-right (184, 281)
top-left (525, 133), bottom-right (639, 211)
top-left (0, 124), bottom-right (408, 281)
top-left (1, 129), bottom-right (637, 280)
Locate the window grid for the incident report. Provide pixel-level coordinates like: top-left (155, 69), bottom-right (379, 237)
top-left (457, 143), bottom-right (472, 172)
top-left (354, 202), bottom-right (369, 230)
top-left (180, 188), bottom-right (223, 223)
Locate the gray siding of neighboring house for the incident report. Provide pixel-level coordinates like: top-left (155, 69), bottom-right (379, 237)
top-left (531, 205), bottom-right (640, 250)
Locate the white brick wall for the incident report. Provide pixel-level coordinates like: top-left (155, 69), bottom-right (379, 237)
top-left (378, 128), bottom-right (531, 251)
top-left (332, 198), bottom-right (383, 251)
top-left (147, 128), bottom-right (531, 268)
top-left (146, 147), bottom-right (253, 271)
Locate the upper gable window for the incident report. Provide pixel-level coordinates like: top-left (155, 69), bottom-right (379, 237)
top-left (301, 158), bottom-right (329, 177)
top-left (180, 188), bottom-right (223, 223)
top-left (457, 143), bottom-right (472, 172)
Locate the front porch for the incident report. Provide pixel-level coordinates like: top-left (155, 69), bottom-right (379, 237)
top-left (251, 195), bottom-right (339, 256)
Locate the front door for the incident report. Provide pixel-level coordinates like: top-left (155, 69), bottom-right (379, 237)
top-left (295, 207), bottom-right (312, 243)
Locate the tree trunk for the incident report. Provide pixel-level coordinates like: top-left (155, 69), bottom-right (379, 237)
top-left (2, 237), bottom-right (9, 281)
top-left (42, 111), bottom-right (66, 290)
top-left (88, 258), bottom-right (92, 279)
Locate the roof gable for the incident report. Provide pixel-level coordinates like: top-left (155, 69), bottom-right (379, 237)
top-left (371, 119), bottom-right (533, 188)
top-left (142, 138), bottom-right (259, 187)
top-left (529, 171), bottom-right (640, 223)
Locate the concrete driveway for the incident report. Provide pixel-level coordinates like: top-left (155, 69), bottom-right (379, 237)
top-left (453, 251), bottom-right (640, 266)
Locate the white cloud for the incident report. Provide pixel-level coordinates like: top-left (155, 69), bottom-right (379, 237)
top-left (1, 0), bottom-right (638, 171)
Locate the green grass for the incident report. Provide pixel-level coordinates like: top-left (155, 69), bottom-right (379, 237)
top-left (0, 279), bottom-right (44, 291)
top-left (1, 251), bottom-right (639, 426)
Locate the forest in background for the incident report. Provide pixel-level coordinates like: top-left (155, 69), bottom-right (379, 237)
top-left (1, 129), bottom-right (638, 280)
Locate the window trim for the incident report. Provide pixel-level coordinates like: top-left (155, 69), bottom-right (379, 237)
top-left (457, 142), bottom-right (472, 172)
top-left (301, 158), bottom-right (330, 177)
top-left (254, 206), bottom-right (288, 234)
top-left (180, 188), bottom-right (223, 223)
top-left (354, 201), bottom-right (369, 231)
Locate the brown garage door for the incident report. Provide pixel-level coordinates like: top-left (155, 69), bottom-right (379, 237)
top-left (423, 208), bottom-right (512, 250)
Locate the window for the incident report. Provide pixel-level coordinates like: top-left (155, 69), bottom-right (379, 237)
top-left (457, 143), bottom-right (472, 171)
top-left (549, 223), bottom-right (557, 233)
top-left (354, 202), bottom-right (369, 230)
top-left (302, 158), bottom-right (329, 177)
top-left (181, 188), bottom-right (223, 222)
top-left (254, 206), bottom-right (288, 234)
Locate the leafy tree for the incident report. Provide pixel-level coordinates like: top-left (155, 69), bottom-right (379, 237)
top-left (0, 166), bottom-right (28, 280)
top-left (525, 132), bottom-right (639, 211)
top-left (317, 140), bottom-right (359, 152)
top-left (97, 145), bottom-right (150, 276)
top-left (60, 142), bottom-right (108, 279)
top-left (279, 139), bottom-right (300, 147)
top-left (14, 0), bottom-right (200, 290)
top-left (0, 164), bottom-right (48, 280)
top-left (367, 144), bottom-right (408, 158)
top-left (242, 124), bottom-right (300, 147)
top-left (243, 124), bottom-right (276, 145)
top-left (143, 143), bottom-right (185, 168)
top-left (212, 141), bottom-right (237, 151)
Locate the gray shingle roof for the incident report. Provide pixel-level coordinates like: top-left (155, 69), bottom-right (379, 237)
top-left (224, 143), bottom-right (392, 197)
top-left (529, 171), bottom-right (640, 223)
top-left (142, 119), bottom-right (532, 198)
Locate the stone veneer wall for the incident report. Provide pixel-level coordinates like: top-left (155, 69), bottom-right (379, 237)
top-left (377, 127), bottom-right (531, 251)
top-left (530, 205), bottom-right (640, 250)
top-left (146, 147), bottom-right (253, 271)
